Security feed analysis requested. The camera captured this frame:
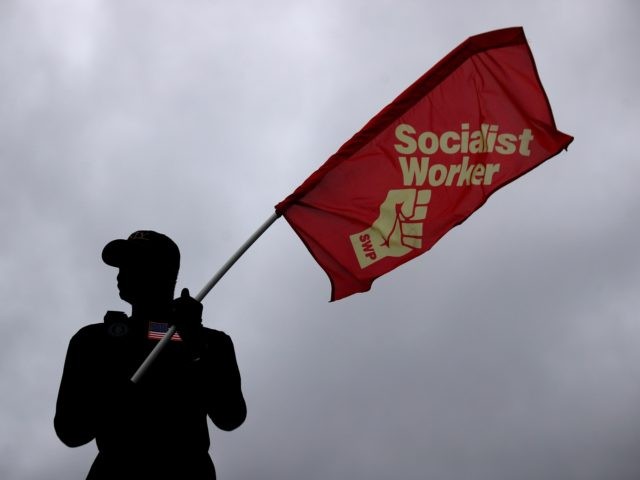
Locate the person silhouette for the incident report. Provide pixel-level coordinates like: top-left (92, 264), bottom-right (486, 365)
top-left (54, 230), bottom-right (246, 479)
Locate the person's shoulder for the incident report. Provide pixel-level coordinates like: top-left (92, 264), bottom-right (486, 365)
top-left (202, 327), bottom-right (234, 345)
top-left (70, 322), bottom-right (106, 344)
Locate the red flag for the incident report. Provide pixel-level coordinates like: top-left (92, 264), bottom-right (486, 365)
top-left (275, 27), bottom-right (573, 301)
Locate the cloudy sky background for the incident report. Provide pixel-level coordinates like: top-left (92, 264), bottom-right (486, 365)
top-left (1, 0), bottom-right (639, 478)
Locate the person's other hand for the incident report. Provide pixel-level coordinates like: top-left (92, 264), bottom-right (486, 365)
top-left (170, 288), bottom-right (203, 348)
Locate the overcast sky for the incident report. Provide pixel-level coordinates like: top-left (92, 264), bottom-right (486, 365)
top-left (1, 0), bottom-right (639, 479)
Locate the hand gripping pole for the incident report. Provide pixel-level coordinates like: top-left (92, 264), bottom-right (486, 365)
top-left (130, 212), bottom-right (280, 383)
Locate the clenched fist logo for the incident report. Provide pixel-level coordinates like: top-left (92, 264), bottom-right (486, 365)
top-left (350, 189), bottom-right (431, 268)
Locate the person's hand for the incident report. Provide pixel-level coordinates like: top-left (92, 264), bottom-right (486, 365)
top-left (170, 288), bottom-right (204, 355)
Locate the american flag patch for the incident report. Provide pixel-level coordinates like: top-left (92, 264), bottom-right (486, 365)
top-left (147, 322), bottom-right (182, 342)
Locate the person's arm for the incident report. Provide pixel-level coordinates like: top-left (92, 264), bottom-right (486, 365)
top-left (170, 289), bottom-right (247, 430)
top-left (54, 329), bottom-right (99, 447)
top-left (200, 332), bottom-right (247, 431)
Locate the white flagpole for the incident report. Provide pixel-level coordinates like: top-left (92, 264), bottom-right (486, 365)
top-left (130, 212), bottom-right (280, 383)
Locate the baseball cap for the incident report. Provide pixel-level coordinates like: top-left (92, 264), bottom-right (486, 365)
top-left (102, 230), bottom-right (180, 278)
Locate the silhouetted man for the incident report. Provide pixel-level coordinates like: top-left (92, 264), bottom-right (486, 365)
top-left (55, 230), bottom-right (246, 479)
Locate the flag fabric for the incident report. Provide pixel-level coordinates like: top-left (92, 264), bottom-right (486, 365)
top-left (148, 322), bottom-right (182, 341)
top-left (275, 27), bottom-right (573, 301)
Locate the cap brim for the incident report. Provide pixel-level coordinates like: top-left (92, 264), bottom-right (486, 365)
top-left (101, 239), bottom-right (129, 267)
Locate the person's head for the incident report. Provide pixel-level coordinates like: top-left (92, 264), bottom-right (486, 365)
top-left (102, 230), bottom-right (180, 306)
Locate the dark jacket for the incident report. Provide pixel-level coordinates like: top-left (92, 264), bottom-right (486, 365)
top-left (54, 314), bottom-right (246, 479)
